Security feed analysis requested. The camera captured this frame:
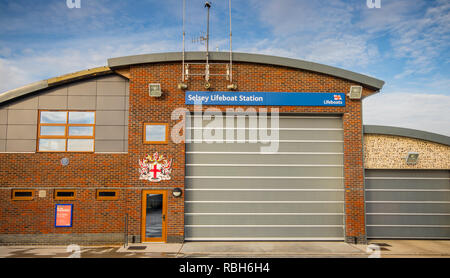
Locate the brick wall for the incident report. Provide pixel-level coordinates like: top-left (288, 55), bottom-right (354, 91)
top-left (0, 60), bottom-right (376, 245)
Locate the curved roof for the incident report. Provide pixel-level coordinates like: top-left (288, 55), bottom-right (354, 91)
top-left (108, 52), bottom-right (385, 90)
top-left (364, 125), bottom-right (450, 146)
top-left (0, 51), bottom-right (384, 105)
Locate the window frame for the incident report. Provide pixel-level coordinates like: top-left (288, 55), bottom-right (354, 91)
top-left (143, 123), bottom-right (169, 144)
top-left (96, 189), bottom-right (119, 201)
top-left (12, 189), bottom-right (34, 201)
top-left (37, 110), bottom-right (96, 153)
top-left (54, 189), bottom-right (76, 200)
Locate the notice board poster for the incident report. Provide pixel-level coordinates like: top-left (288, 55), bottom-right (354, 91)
top-left (55, 204), bottom-right (73, 227)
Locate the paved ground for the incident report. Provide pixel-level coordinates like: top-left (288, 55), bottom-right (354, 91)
top-left (0, 240), bottom-right (449, 258)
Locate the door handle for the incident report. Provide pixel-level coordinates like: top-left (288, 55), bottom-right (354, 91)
top-left (162, 215), bottom-right (166, 221)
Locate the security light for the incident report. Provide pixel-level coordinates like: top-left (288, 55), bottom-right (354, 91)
top-left (348, 86), bottom-right (362, 99)
top-left (406, 152), bottom-right (419, 165)
top-left (172, 188), bottom-right (183, 198)
top-left (178, 83), bottom-right (188, 90)
top-left (227, 84), bottom-right (238, 90)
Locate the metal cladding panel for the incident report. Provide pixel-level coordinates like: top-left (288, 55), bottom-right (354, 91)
top-left (185, 115), bottom-right (344, 240)
top-left (366, 169), bottom-right (450, 239)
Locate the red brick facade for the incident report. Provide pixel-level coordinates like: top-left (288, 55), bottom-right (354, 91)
top-left (0, 61), bottom-right (375, 244)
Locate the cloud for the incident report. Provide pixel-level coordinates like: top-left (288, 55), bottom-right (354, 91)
top-left (363, 92), bottom-right (450, 136)
top-left (0, 29), bottom-right (181, 93)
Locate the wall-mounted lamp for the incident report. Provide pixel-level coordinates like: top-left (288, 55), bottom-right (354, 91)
top-left (178, 83), bottom-right (188, 90)
top-left (348, 85), bottom-right (362, 100)
top-left (406, 152), bottom-right (419, 165)
top-left (172, 188), bottom-right (183, 198)
top-left (227, 84), bottom-right (238, 90)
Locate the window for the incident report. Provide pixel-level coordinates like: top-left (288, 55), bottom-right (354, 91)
top-left (12, 190), bottom-right (34, 201)
top-left (38, 111), bottom-right (95, 152)
top-left (143, 123), bottom-right (169, 144)
top-left (54, 190), bottom-right (76, 200)
top-left (96, 190), bottom-right (119, 200)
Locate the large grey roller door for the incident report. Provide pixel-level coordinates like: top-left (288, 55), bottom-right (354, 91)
top-left (185, 114), bottom-right (344, 241)
top-left (366, 169), bottom-right (450, 239)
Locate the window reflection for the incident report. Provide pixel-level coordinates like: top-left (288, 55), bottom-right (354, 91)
top-left (69, 126), bottom-right (94, 136)
top-left (40, 126), bottom-right (66, 136)
top-left (39, 139), bottom-right (66, 151)
top-left (69, 112), bottom-right (95, 124)
top-left (40, 112), bottom-right (67, 124)
top-left (145, 124), bottom-right (167, 142)
top-left (67, 139), bottom-right (94, 152)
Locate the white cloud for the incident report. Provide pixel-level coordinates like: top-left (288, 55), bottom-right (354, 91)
top-left (363, 92), bottom-right (450, 136)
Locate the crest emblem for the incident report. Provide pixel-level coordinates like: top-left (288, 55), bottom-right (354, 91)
top-left (139, 152), bottom-right (173, 182)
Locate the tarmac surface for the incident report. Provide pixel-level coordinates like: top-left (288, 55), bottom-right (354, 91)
top-left (1, 240), bottom-right (449, 258)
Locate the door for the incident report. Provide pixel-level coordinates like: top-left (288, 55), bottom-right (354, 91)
top-left (366, 169), bottom-right (450, 239)
top-left (142, 190), bottom-right (168, 242)
top-left (185, 114), bottom-right (345, 241)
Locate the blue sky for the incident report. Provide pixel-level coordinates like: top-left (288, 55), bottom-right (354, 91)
top-left (0, 0), bottom-right (449, 135)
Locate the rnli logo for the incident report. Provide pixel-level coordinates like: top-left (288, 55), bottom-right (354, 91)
top-left (139, 152), bottom-right (173, 182)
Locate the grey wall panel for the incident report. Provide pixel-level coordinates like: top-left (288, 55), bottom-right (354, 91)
top-left (187, 142), bottom-right (343, 153)
top-left (95, 126), bottom-right (125, 140)
top-left (0, 74), bottom-right (129, 153)
top-left (185, 226), bottom-right (344, 239)
top-left (97, 82), bottom-right (126, 96)
top-left (95, 140), bottom-right (125, 152)
top-left (185, 215), bottom-right (344, 225)
top-left (185, 202), bottom-right (344, 213)
top-left (96, 96), bottom-right (125, 110)
top-left (68, 81), bottom-right (97, 96)
top-left (38, 96), bottom-right (68, 109)
top-left (186, 178), bottom-right (344, 189)
top-left (0, 109), bottom-right (8, 124)
top-left (365, 169), bottom-right (450, 239)
top-left (185, 190), bottom-right (344, 202)
top-left (0, 140), bottom-right (5, 152)
top-left (6, 140), bottom-right (36, 152)
top-left (367, 227), bottom-right (450, 239)
top-left (7, 110), bottom-right (37, 125)
top-left (96, 111), bottom-right (126, 126)
top-left (0, 125), bottom-right (6, 139)
top-left (7, 97), bottom-right (38, 110)
top-left (44, 87), bottom-right (68, 96)
top-left (68, 95), bottom-right (96, 110)
top-left (6, 125), bottom-right (37, 140)
top-left (186, 153), bottom-right (343, 165)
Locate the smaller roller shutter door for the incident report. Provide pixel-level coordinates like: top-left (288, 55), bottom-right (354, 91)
top-left (366, 169), bottom-right (450, 239)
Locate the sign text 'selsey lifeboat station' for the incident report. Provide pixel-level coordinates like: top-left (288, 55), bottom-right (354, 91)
top-left (185, 91), bottom-right (346, 106)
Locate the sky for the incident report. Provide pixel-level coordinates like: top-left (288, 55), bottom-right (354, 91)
top-left (0, 0), bottom-right (449, 135)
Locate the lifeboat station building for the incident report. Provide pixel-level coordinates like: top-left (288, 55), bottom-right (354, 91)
top-left (0, 52), bottom-right (449, 245)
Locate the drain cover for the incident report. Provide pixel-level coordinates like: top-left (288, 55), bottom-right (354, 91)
top-left (127, 246), bottom-right (146, 250)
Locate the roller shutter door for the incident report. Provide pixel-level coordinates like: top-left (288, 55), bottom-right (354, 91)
top-left (185, 114), bottom-right (344, 241)
top-left (366, 169), bottom-right (450, 239)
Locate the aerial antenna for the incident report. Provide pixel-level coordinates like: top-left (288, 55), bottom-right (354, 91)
top-left (178, 0), bottom-right (236, 90)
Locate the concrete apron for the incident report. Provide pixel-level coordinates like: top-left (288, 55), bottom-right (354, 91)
top-left (116, 242), bottom-right (367, 257)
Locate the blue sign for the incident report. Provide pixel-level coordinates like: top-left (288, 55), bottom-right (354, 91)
top-left (185, 91), bottom-right (345, 106)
